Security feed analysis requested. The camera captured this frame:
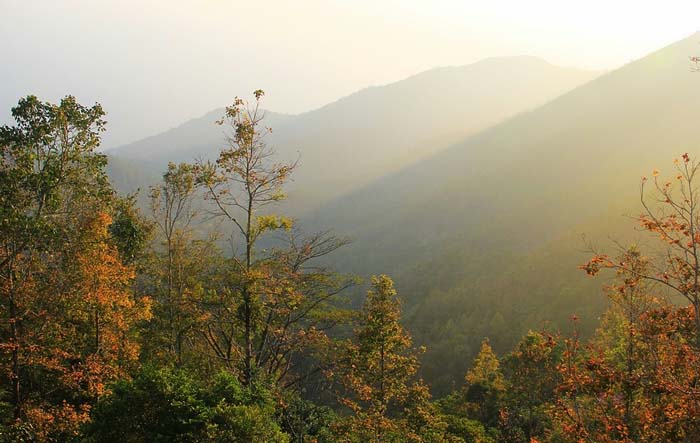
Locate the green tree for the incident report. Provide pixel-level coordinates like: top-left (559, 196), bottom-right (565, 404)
top-left (86, 366), bottom-right (289, 443)
top-left (277, 396), bottom-right (337, 443)
top-left (500, 331), bottom-right (561, 443)
top-left (463, 339), bottom-right (505, 427)
top-left (109, 193), bottom-right (153, 266)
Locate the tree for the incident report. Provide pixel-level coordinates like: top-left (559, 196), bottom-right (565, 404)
top-left (0, 95), bottom-right (108, 420)
top-left (0, 95), bottom-right (108, 419)
top-left (146, 162), bottom-right (212, 366)
top-left (277, 395), bottom-right (337, 443)
top-left (400, 382), bottom-right (457, 443)
top-left (109, 193), bottom-right (152, 267)
top-left (69, 211), bottom-right (152, 393)
top-left (195, 90), bottom-right (296, 384)
top-left (256, 229), bottom-right (354, 389)
top-left (332, 275), bottom-right (424, 442)
top-left (195, 91), bottom-right (352, 388)
top-left (578, 155), bottom-right (700, 440)
top-left (592, 247), bottom-right (660, 442)
top-left (0, 96), bottom-right (150, 439)
top-left (86, 366), bottom-right (290, 443)
top-left (500, 331), bottom-right (561, 443)
top-left (552, 314), bottom-right (649, 443)
top-left (581, 154), bottom-right (700, 348)
top-left (550, 302), bottom-right (697, 443)
top-left (436, 339), bottom-right (506, 442)
top-left (463, 339), bottom-right (505, 428)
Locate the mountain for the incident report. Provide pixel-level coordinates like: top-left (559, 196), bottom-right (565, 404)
top-left (302, 32), bottom-right (700, 392)
top-left (106, 57), bottom-right (601, 210)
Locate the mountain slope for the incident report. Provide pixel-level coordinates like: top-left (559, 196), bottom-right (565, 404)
top-left (302, 32), bottom-right (700, 392)
top-left (107, 57), bottom-right (601, 209)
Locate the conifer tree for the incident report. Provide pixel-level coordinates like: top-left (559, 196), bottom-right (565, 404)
top-left (464, 339), bottom-right (505, 427)
top-left (333, 275), bottom-right (421, 442)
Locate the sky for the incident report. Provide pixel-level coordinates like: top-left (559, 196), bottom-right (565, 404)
top-left (1, 0), bottom-right (699, 148)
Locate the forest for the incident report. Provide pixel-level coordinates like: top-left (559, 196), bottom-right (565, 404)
top-left (5, 3), bottom-right (700, 438)
top-left (4, 83), bottom-right (700, 443)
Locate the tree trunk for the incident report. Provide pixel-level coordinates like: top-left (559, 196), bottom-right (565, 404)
top-left (9, 270), bottom-right (21, 420)
top-left (243, 196), bottom-right (254, 385)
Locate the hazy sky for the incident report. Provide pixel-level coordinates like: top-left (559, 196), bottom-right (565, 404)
top-left (2, 0), bottom-right (699, 148)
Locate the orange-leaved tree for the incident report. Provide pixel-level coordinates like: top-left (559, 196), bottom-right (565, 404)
top-left (331, 275), bottom-right (432, 442)
top-left (574, 155), bottom-right (700, 441)
top-left (581, 154), bottom-right (700, 348)
top-left (0, 96), bottom-right (151, 440)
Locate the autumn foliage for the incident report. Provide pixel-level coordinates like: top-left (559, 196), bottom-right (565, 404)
top-left (5, 94), bottom-right (700, 443)
top-left (0, 96), bottom-right (150, 440)
top-left (570, 154), bottom-right (700, 442)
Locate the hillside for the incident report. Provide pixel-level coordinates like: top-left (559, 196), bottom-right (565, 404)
top-left (106, 57), bottom-right (601, 210)
top-left (302, 32), bottom-right (700, 392)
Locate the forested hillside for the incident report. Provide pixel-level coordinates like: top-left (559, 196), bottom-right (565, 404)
top-left (302, 32), bottom-right (700, 392)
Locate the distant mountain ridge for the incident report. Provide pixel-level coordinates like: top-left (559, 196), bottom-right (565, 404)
top-left (307, 32), bottom-right (700, 270)
top-left (106, 56), bottom-right (602, 211)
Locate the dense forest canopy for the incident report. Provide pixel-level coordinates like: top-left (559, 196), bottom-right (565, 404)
top-left (3, 31), bottom-right (700, 443)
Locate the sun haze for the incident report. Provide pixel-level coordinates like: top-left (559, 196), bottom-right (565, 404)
top-left (1, 0), bottom-right (698, 147)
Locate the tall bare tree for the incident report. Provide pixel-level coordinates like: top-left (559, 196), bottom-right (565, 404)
top-left (196, 91), bottom-right (352, 386)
